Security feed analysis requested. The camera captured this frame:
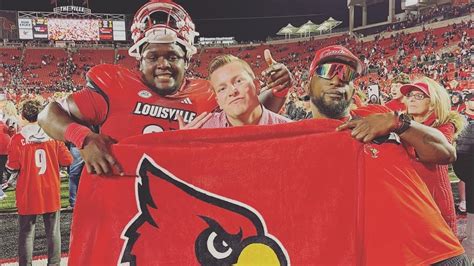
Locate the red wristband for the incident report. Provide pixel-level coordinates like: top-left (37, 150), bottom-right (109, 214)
top-left (64, 123), bottom-right (92, 149)
top-left (272, 86), bottom-right (291, 98)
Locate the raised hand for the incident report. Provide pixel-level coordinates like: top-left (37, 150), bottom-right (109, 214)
top-left (177, 112), bottom-right (213, 130)
top-left (261, 49), bottom-right (293, 94)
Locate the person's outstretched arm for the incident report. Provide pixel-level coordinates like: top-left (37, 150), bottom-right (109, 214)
top-left (38, 91), bottom-right (123, 175)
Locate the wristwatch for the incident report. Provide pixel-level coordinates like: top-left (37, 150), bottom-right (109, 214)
top-left (393, 111), bottom-right (412, 135)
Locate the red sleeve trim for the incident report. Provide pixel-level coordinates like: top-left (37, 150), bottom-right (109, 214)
top-left (72, 88), bottom-right (108, 125)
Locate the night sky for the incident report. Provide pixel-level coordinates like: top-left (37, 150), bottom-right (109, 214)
top-left (0, 0), bottom-right (403, 41)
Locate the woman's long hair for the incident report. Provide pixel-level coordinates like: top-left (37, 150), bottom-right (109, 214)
top-left (413, 76), bottom-right (465, 138)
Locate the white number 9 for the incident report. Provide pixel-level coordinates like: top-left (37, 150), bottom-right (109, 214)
top-left (35, 149), bottom-right (47, 175)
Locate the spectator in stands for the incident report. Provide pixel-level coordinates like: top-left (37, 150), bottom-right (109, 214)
top-left (307, 45), bottom-right (470, 265)
top-left (451, 91), bottom-right (466, 112)
top-left (178, 55), bottom-right (291, 129)
top-left (7, 99), bottom-right (72, 265)
top-left (400, 77), bottom-right (465, 233)
top-left (384, 73), bottom-right (410, 112)
top-left (38, 0), bottom-right (291, 175)
top-left (453, 93), bottom-right (474, 261)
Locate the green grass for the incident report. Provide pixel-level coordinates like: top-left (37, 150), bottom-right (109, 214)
top-left (450, 172), bottom-right (460, 183)
top-left (449, 165), bottom-right (460, 183)
top-left (0, 174), bottom-right (71, 213)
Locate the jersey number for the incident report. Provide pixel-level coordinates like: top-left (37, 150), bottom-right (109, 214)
top-left (35, 149), bottom-right (47, 175)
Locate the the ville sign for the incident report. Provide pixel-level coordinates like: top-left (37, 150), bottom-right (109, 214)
top-left (53, 6), bottom-right (92, 14)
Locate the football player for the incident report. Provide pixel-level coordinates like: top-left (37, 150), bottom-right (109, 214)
top-left (38, 0), bottom-right (292, 175)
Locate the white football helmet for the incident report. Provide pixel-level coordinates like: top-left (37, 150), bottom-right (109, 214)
top-left (128, 0), bottom-right (199, 60)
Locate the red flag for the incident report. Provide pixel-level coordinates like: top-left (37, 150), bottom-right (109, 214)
top-left (50, 0), bottom-right (57, 5)
top-left (68, 120), bottom-right (463, 265)
top-left (82, 0), bottom-right (88, 6)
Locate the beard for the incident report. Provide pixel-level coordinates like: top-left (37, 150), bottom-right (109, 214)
top-left (151, 85), bottom-right (179, 96)
top-left (311, 94), bottom-right (351, 119)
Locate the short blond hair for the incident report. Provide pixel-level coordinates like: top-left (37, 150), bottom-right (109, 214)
top-left (208, 54), bottom-right (255, 79)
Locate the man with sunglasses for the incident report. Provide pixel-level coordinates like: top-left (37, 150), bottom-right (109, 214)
top-left (307, 45), bottom-right (471, 265)
top-left (37, 0), bottom-right (292, 176)
top-left (306, 45), bottom-right (362, 120)
top-left (306, 45), bottom-right (455, 164)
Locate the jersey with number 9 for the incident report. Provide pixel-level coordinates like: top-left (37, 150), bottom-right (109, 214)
top-left (7, 132), bottom-right (73, 215)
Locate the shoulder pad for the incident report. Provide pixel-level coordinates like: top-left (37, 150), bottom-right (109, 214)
top-left (87, 64), bottom-right (139, 91)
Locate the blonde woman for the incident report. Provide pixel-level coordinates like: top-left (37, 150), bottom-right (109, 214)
top-left (1, 100), bottom-right (21, 135)
top-left (400, 76), bottom-right (465, 234)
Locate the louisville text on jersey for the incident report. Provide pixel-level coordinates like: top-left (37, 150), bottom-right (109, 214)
top-left (133, 102), bottom-right (197, 123)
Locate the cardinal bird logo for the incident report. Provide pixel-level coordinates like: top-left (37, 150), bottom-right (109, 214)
top-left (119, 155), bottom-right (289, 265)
